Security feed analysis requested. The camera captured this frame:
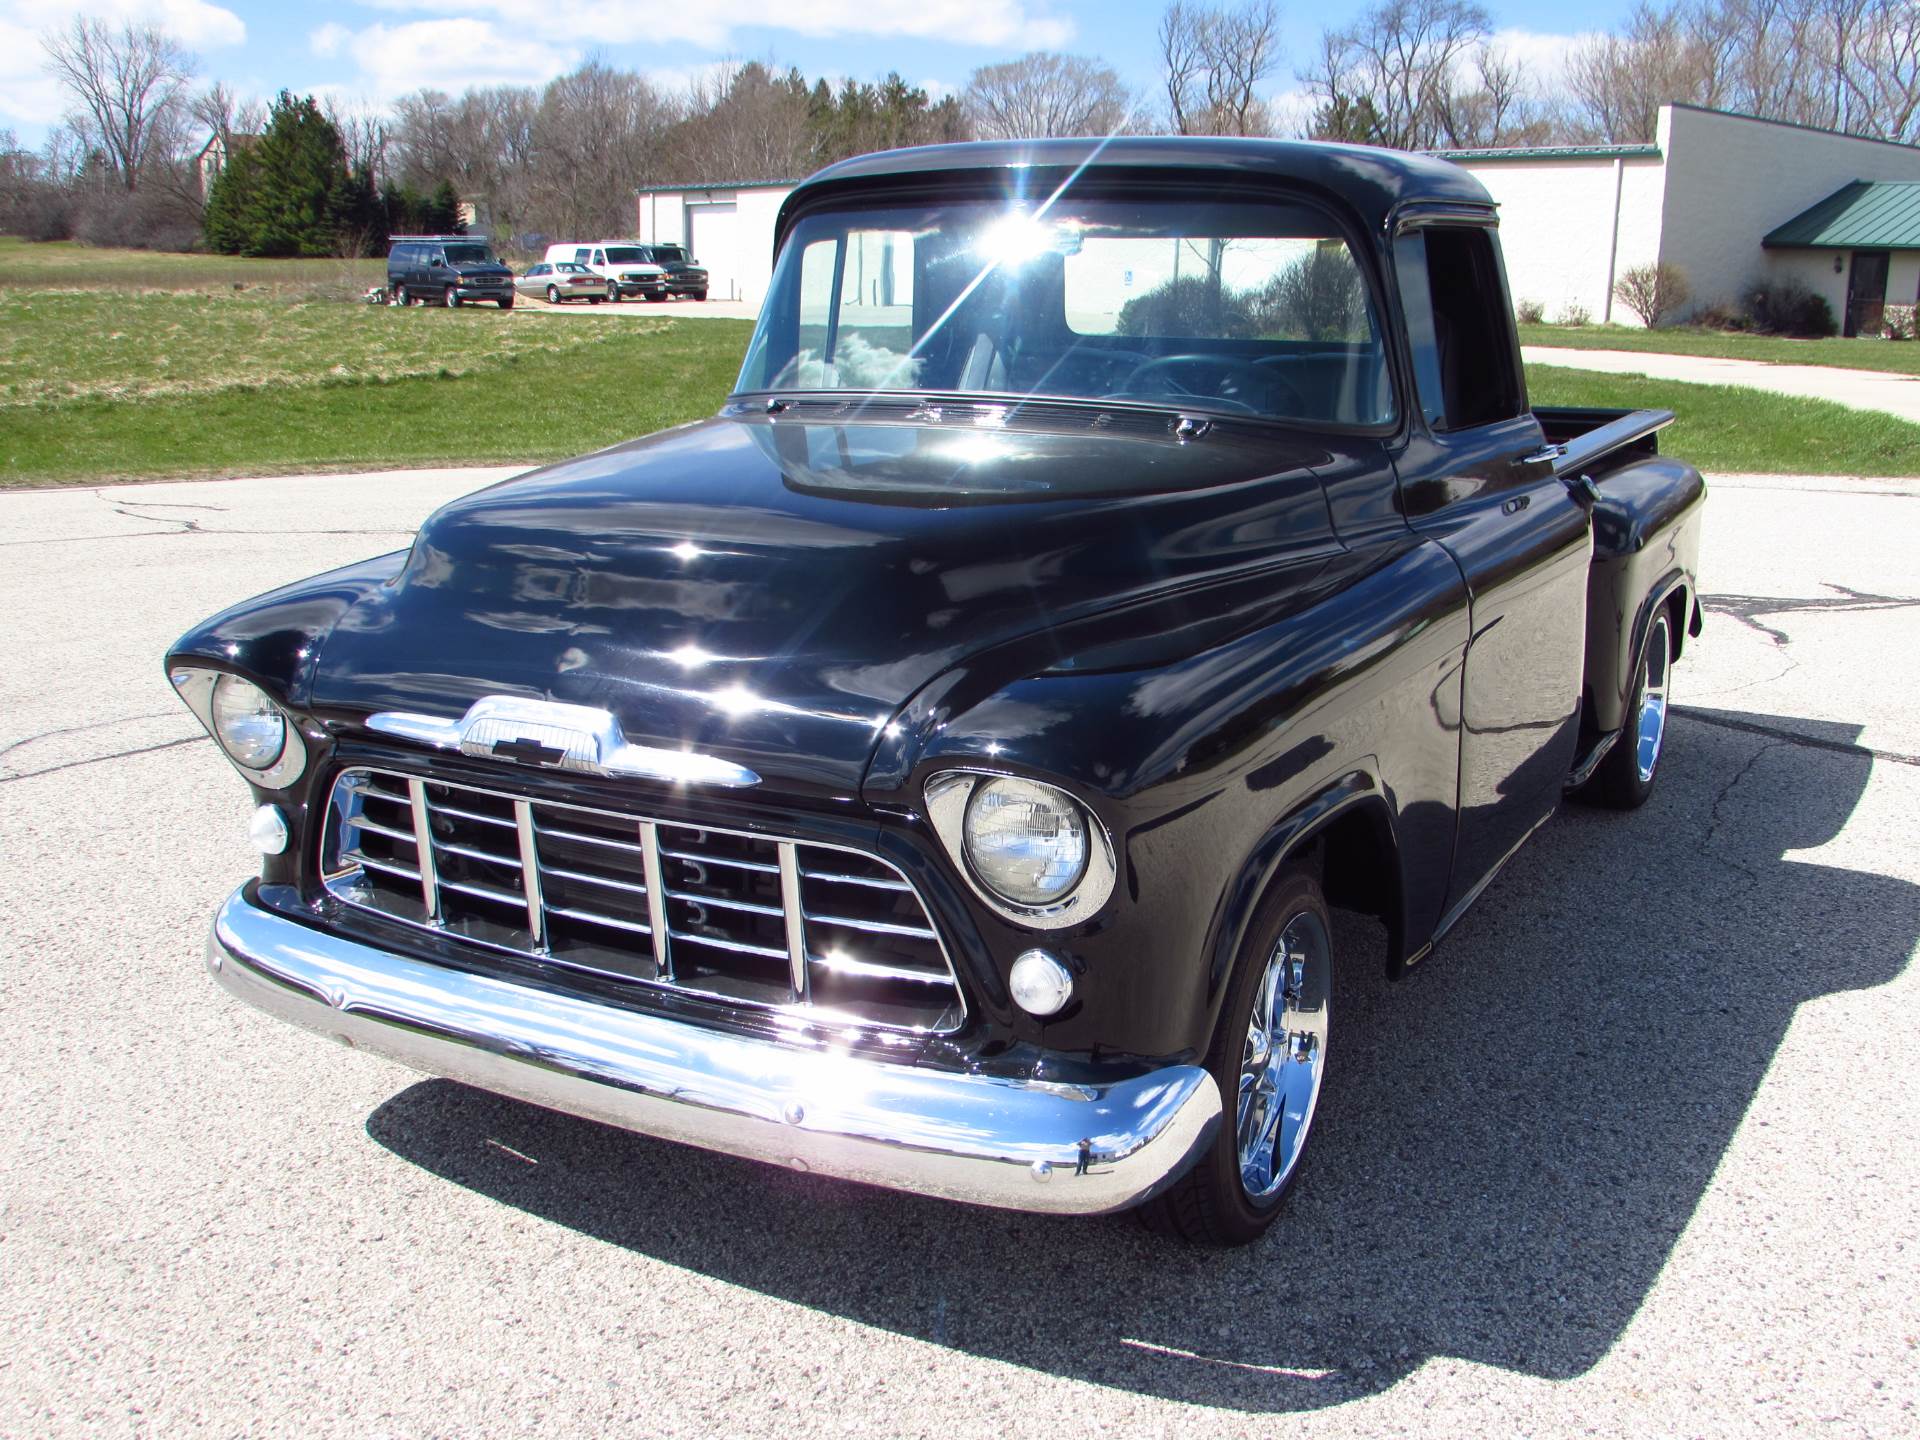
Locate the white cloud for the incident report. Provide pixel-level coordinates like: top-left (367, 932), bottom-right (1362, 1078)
top-left (309, 19), bottom-right (575, 101)
top-left (356, 0), bottom-right (1072, 52)
top-left (1488, 27), bottom-right (1598, 93)
top-left (0, 1), bottom-right (244, 131)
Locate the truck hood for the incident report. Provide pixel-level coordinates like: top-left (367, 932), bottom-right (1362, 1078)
top-left (309, 411), bottom-right (1342, 796)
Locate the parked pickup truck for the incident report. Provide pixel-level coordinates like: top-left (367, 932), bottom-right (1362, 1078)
top-left (171, 138), bottom-right (1704, 1245)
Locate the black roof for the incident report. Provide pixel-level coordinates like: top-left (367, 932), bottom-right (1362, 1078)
top-left (780, 136), bottom-right (1493, 237)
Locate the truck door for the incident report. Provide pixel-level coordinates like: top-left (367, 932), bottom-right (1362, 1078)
top-left (1392, 222), bottom-right (1592, 916)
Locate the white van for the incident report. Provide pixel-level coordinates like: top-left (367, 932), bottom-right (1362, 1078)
top-left (541, 242), bottom-right (669, 302)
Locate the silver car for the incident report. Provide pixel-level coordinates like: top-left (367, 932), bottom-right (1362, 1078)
top-left (515, 262), bottom-right (608, 305)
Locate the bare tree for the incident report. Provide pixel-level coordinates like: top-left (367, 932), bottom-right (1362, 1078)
top-left (525, 61), bottom-right (681, 236)
top-left (964, 52), bottom-right (1138, 138)
top-left (1305, 0), bottom-right (1493, 150)
top-left (672, 61), bottom-right (815, 181)
top-left (1160, 1), bottom-right (1285, 135)
top-left (42, 18), bottom-right (195, 191)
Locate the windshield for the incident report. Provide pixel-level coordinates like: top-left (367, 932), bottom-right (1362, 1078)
top-left (443, 244), bottom-right (497, 265)
top-left (604, 247), bottom-right (651, 264)
top-left (649, 245), bottom-right (689, 263)
top-left (734, 195), bottom-right (1391, 427)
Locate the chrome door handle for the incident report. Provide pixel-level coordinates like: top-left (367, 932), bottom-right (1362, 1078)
top-left (1518, 443), bottom-right (1566, 469)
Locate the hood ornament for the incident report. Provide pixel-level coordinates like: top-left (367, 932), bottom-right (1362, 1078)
top-left (367, 696), bottom-right (761, 788)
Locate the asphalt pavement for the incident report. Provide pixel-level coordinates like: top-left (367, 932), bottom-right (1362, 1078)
top-left (3, 465), bottom-right (1916, 1438)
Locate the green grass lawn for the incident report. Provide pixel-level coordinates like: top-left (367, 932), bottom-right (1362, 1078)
top-left (0, 236), bottom-right (384, 297)
top-left (2, 273), bottom-right (1917, 484)
top-left (1527, 363), bottom-right (1920, 475)
top-left (0, 290), bottom-right (751, 485)
top-left (1519, 321), bottom-right (1920, 376)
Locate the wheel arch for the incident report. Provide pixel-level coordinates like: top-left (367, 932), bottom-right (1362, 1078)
top-left (1203, 767), bottom-right (1410, 1032)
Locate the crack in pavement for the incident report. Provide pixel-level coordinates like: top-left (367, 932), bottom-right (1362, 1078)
top-left (1673, 706), bottom-right (1920, 767)
top-left (0, 734), bottom-right (205, 783)
top-left (0, 527), bottom-right (415, 548)
top-left (1701, 584), bottom-right (1920, 649)
top-left (1699, 740), bottom-right (1783, 886)
top-left (0, 711), bottom-right (179, 763)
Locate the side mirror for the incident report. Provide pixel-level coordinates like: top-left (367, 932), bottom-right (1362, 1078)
top-left (431, 256), bottom-right (444, 267)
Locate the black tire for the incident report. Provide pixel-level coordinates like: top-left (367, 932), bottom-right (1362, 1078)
top-left (498, 297), bottom-right (513, 310)
top-left (692, 289), bottom-right (708, 302)
top-left (546, 285), bottom-right (562, 305)
top-left (391, 285), bottom-right (408, 307)
top-left (445, 286), bottom-right (460, 308)
top-left (1576, 607), bottom-right (1674, 810)
top-left (646, 291), bottom-right (667, 303)
top-left (1139, 865), bottom-right (1335, 1245)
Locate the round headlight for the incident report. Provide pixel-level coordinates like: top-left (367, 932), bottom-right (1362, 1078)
top-left (962, 776), bottom-right (1089, 907)
top-left (210, 674), bottom-right (286, 770)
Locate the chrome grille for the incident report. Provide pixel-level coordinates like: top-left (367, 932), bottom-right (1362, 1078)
top-left (319, 766), bottom-right (964, 1033)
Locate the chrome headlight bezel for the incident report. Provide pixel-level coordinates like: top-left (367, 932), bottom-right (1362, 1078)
top-left (170, 666), bottom-right (309, 790)
top-left (924, 770), bottom-right (1117, 930)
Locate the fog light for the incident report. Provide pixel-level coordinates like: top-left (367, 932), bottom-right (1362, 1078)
top-left (1010, 949), bottom-right (1073, 1017)
top-left (249, 804), bottom-right (289, 855)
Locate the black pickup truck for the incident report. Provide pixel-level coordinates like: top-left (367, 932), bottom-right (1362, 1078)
top-left (172, 138), bottom-right (1704, 1245)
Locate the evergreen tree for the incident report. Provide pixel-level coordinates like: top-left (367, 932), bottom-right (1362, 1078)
top-left (426, 179), bottom-right (462, 235)
top-left (201, 91), bottom-right (357, 257)
top-left (200, 144), bottom-right (259, 254)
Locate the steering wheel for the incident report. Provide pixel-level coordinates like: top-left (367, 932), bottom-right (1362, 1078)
top-left (1106, 353), bottom-right (1309, 417)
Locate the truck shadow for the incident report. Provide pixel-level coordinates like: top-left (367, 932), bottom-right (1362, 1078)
top-left (365, 709), bottom-right (1916, 1412)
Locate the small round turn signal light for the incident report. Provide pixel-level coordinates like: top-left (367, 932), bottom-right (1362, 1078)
top-left (249, 804), bottom-right (289, 856)
top-left (1010, 949), bottom-right (1074, 1017)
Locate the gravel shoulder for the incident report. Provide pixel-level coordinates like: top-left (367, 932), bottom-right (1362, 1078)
top-left (2, 467), bottom-right (1915, 1438)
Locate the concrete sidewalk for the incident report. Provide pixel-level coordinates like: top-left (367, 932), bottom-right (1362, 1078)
top-left (1524, 344), bottom-right (1920, 424)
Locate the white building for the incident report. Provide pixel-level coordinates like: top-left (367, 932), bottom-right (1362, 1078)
top-left (634, 105), bottom-right (1920, 331)
top-left (1447, 103), bottom-right (1920, 333)
top-left (633, 182), bottom-right (796, 305)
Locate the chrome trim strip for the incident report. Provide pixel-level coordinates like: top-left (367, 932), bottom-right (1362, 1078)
top-left (366, 696), bottom-right (761, 788)
top-left (407, 778), bottom-right (440, 921)
top-left (778, 842), bottom-right (807, 1001)
top-left (638, 821), bottom-right (673, 982)
top-left (207, 888), bottom-right (1220, 1217)
top-left (514, 801), bottom-right (546, 951)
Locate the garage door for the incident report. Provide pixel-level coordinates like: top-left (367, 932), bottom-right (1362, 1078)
top-left (687, 203), bottom-right (740, 301)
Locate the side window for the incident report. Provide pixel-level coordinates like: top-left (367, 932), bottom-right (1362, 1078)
top-left (1395, 226), bottom-right (1525, 432)
top-left (835, 229), bottom-right (916, 376)
top-left (392, 245), bottom-right (414, 266)
top-left (794, 235), bottom-right (833, 378)
top-left (592, 249), bottom-right (606, 266)
top-left (573, 248), bottom-right (590, 263)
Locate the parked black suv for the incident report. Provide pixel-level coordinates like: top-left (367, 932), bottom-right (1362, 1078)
top-left (634, 244), bottom-right (709, 301)
top-left (388, 235), bottom-right (515, 309)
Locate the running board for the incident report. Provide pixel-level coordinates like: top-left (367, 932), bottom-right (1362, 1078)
top-left (1565, 729), bottom-right (1622, 791)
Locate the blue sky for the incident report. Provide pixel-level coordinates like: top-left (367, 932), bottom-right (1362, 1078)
top-left (0, 0), bottom-right (1635, 146)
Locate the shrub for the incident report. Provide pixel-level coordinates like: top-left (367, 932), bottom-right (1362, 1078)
top-left (1514, 297), bottom-right (1545, 325)
top-left (1614, 261), bottom-right (1692, 327)
top-left (1745, 276), bottom-right (1838, 338)
top-left (1694, 300), bottom-right (1748, 332)
top-left (1883, 304), bottom-right (1918, 341)
top-left (1555, 301), bottom-right (1592, 326)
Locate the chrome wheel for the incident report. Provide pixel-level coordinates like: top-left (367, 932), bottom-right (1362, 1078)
top-left (1236, 908), bottom-right (1331, 1201)
top-left (1635, 612), bottom-right (1672, 783)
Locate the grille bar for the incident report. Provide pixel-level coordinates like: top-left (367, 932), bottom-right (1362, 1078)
top-left (321, 766), bottom-right (963, 1034)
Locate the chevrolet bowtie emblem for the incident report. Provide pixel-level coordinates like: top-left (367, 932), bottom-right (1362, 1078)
top-left (490, 735), bottom-right (568, 767)
top-left (365, 696), bottom-right (762, 788)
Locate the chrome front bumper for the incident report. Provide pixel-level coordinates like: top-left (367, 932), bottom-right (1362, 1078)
top-left (206, 887), bottom-right (1221, 1215)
